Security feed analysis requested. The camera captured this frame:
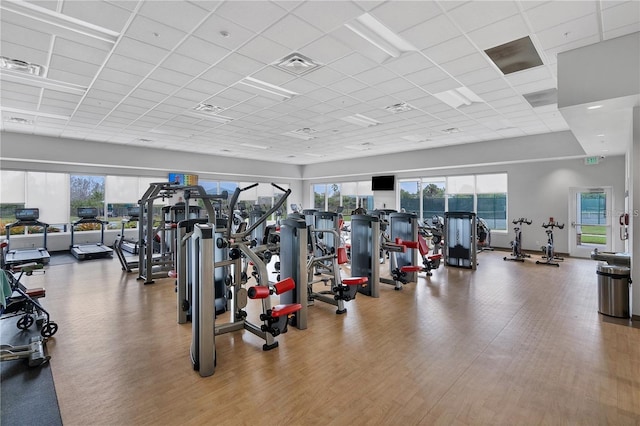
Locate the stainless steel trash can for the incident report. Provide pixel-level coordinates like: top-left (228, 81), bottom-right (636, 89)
top-left (596, 262), bottom-right (631, 318)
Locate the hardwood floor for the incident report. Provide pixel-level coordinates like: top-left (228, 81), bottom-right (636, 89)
top-left (24, 251), bottom-right (640, 425)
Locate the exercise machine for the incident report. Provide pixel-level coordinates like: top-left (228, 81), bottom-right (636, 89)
top-left (536, 218), bottom-right (564, 267)
top-left (3, 208), bottom-right (50, 267)
top-left (70, 207), bottom-right (113, 260)
top-left (120, 207), bottom-right (140, 254)
top-left (444, 212), bottom-right (477, 269)
top-left (380, 212), bottom-right (420, 290)
top-left (189, 183), bottom-right (301, 377)
top-left (351, 214), bottom-right (381, 298)
top-left (503, 218), bottom-right (532, 262)
top-left (477, 217), bottom-right (494, 252)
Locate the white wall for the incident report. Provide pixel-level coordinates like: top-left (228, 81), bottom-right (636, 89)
top-left (631, 107), bottom-right (640, 319)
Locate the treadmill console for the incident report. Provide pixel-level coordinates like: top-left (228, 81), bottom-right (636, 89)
top-left (15, 208), bottom-right (39, 221)
top-left (77, 207), bottom-right (99, 219)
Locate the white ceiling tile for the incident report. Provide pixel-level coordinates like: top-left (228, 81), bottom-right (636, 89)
top-left (281, 77), bottom-right (322, 94)
top-left (446, 1), bottom-right (519, 32)
top-left (262, 14), bottom-right (324, 50)
top-left (51, 38), bottom-right (109, 66)
top-left (525, 1), bottom-right (597, 32)
top-left (306, 88), bottom-right (343, 102)
top-left (370, 1), bottom-right (442, 33)
top-left (404, 66), bottom-right (451, 86)
top-left (249, 66), bottom-right (295, 85)
top-left (504, 66), bottom-right (553, 86)
top-left (440, 53), bottom-right (490, 77)
top-left (328, 77), bottom-right (368, 94)
top-left (602, 1), bottom-right (640, 33)
top-left (200, 68), bottom-right (245, 87)
top-left (138, 1), bottom-right (211, 33)
top-left (100, 67), bottom-right (145, 86)
top-left (103, 55), bottom-right (156, 77)
top-left (237, 36), bottom-right (292, 66)
top-left (536, 14), bottom-right (599, 50)
top-left (49, 55), bottom-right (100, 78)
top-left (299, 35), bottom-right (353, 65)
top-left (329, 26), bottom-right (391, 64)
top-left (383, 52), bottom-right (436, 75)
top-left (375, 78), bottom-right (418, 96)
top-left (0, 41), bottom-right (48, 67)
top-left (137, 78), bottom-right (181, 97)
top-left (46, 69), bottom-right (93, 86)
top-left (148, 68), bottom-right (193, 86)
top-left (294, 1), bottom-right (362, 32)
top-left (91, 79), bottom-right (134, 95)
top-left (62, 0), bottom-right (132, 32)
top-left (423, 37), bottom-right (478, 66)
top-left (353, 67), bottom-right (398, 86)
top-left (0, 18), bottom-right (52, 51)
top-left (216, 1), bottom-right (287, 32)
top-left (216, 53), bottom-right (267, 76)
top-left (184, 79), bottom-right (227, 97)
top-left (302, 66), bottom-right (346, 86)
top-left (125, 15), bottom-right (188, 51)
top-left (327, 52), bottom-right (379, 76)
top-left (467, 14), bottom-right (530, 50)
top-left (116, 37), bottom-right (170, 65)
top-left (399, 14), bottom-right (462, 50)
top-left (175, 35), bottom-right (231, 65)
top-left (456, 67), bottom-right (502, 86)
top-left (421, 77), bottom-right (463, 94)
top-left (603, 22), bottom-right (640, 40)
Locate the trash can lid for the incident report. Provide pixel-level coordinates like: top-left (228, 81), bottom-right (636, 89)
top-left (597, 262), bottom-right (630, 275)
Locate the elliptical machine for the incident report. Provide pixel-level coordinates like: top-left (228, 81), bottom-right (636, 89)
top-left (503, 218), bottom-right (532, 262)
top-left (536, 218), bottom-right (564, 267)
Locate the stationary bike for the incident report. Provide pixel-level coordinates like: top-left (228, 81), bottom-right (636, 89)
top-left (536, 218), bottom-right (564, 267)
top-left (503, 218), bottom-right (532, 262)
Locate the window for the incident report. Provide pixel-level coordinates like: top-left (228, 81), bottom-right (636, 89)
top-left (399, 180), bottom-right (420, 215)
top-left (70, 175), bottom-right (105, 232)
top-left (27, 172), bottom-right (69, 232)
top-left (0, 170), bottom-right (26, 235)
top-left (446, 175), bottom-right (474, 213)
top-left (476, 174), bottom-right (507, 231)
top-left (313, 184), bottom-right (326, 210)
top-left (422, 179), bottom-right (445, 220)
top-left (327, 184), bottom-right (341, 212)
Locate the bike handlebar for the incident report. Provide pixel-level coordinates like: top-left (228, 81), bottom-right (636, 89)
top-left (542, 222), bottom-right (564, 229)
top-left (512, 218), bottom-right (532, 225)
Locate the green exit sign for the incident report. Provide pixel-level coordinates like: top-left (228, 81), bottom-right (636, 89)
top-left (584, 156), bottom-right (600, 165)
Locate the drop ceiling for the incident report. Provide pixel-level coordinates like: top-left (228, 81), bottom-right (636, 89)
top-left (1, 0), bottom-right (638, 165)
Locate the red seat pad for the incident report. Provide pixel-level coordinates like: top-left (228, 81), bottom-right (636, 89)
top-left (400, 266), bottom-right (422, 273)
top-left (273, 277), bottom-right (295, 295)
top-left (428, 254), bottom-right (443, 261)
top-left (270, 303), bottom-right (302, 318)
top-left (418, 234), bottom-right (430, 256)
top-left (168, 270), bottom-right (177, 278)
top-left (342, 277), bottom-right (368, 285)
top-left (26, 288), bottom-right (46, 298)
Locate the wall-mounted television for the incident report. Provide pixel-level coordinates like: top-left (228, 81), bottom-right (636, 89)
top-left (371, 175), bottom-right (395, 191)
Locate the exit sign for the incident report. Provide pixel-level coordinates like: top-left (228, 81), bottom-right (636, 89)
top-left (584, 156), bottom-right (600, 165)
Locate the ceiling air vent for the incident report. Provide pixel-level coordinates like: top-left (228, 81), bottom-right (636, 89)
top-left (0, 57), bottom-right (44, 76)
top-left (275, 53), bottom-right (321, 76)
top-left (385, 102), bottom-right (413, 113)
top-left (484, 36), bottom-right (543, 75)
top-left (523, 88), bottom-right (558, 108)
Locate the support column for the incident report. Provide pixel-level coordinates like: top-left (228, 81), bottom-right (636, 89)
top-left (632, 107), bottom-right (640, 321)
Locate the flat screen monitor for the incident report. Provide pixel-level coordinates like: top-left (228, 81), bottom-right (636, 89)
top-left (371, 175), bottom-right (395, 191)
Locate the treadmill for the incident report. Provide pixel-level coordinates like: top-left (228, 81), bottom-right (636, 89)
top-left (120, 207), bottom-right (140, 254)
top-left (70, 207), bottom-right (114, 260)
top-left (4, 208), bottom-right (51, 266)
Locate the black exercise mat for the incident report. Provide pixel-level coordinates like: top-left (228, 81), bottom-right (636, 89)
top-left (0, 317), bottom-right (63, 426)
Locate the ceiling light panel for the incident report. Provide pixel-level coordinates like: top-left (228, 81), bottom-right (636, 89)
top-left (344, 13), bottom-right (416, 58)
top-left (341, 113), bottom-right (381, 127)
top-left (237, 76), bottom-right (298, 100)
top-left (484, 36), bottom-right (544, 75)
top-left (0, 70), bottom-right (87, 95)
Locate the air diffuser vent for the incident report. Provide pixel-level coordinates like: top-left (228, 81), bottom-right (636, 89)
top-left (385, 102), bottom-right (413, 113)
top-left (275, 53), bottom-right (321, 76)
top-left (484, 36), bottom-right (543, 75)
top-left (0, 56), bottom-right (44, 76)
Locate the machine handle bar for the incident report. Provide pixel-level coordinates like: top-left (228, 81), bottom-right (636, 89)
top-left (512, 218), bottom-right (532, 225)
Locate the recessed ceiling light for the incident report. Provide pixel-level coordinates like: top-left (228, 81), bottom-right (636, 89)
top-left (597, 134), bottom-right (605, 137)
top-left (1, 106), bottom-right (70, 120)
top-left (523, 88), bottom-right (558, 108)
top-left (385, 102), bottom-right (413, 113)
top-left (587, 105), bottom-right (603, 110)
top-left (237, 77), bottom-right (298, 100)
top-left (433, 87), bottom-right (483, 109)
top-left (345, 13), bottom-right (416, 58)
top-left (241, 143), bottom-right (269, 150)
top-left (341, 114), bottom-right (381, 127)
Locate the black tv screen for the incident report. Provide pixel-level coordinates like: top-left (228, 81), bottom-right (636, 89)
top-left (371, 175), bottom-right (395, 191)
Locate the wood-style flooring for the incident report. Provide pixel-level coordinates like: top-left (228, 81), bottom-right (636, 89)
top-left (21, 250), bottom-right (640, 425)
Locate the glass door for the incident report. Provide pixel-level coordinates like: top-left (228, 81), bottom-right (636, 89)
top-left (569, 187), bottom-right (612, 258)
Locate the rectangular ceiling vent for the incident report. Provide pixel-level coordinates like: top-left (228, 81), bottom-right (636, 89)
top-left (484, 36), bottom-right (543, 75)
top-left (523, 88), bottom-right (558, 108)
top-left (275, 53), bottom-right (321, 76)
top-left (385, 102), bottom-right (413, 113)
top-left (0, 57), bottom-right (44, 76)
top-left (284, 127), bottom-right (318, 140)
